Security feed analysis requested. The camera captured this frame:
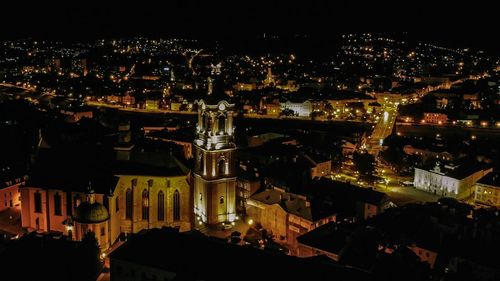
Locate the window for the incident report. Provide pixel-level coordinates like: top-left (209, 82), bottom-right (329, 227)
top-left (101, 226), bottom-right (105, 236)
top-left (426, 252), bottom-right (430, 258)
top-left (158, 191), bottom-right (165, 221)
top-left (34, 192), bottom-right (42, 213)
top-left (115, 196), bottom-right (120, 213)
top-left (173, 190), bottom-right (180, 221)
top-left (218, 115), bottom-right (225, 134)
top-left (74, 194), bottom-right (82, 208)
top-left (54, 192), bottom-right (62, 216)
top-left (198, 153), bottom-right (204, 173)
top-left (142, 190), bottom-right (149, 220)
top-left (125, 189), bottom-right (132, 219)
top-left (167, 180), bottom-right (171, 188)
top-left (220, 196), bottom-right (224, 204)
top-left (199, 193), bottom-right (202, 201)
top-left (218, 157), bottom-right (226, 175)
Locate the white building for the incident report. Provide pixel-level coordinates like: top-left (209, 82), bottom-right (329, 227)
top-left (280, 100), bottom-right (312, 117)
top-left (414, 162), bottom-right (492, 198)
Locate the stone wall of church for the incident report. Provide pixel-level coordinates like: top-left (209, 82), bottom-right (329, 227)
top-left (20, 173), bottom-right (193, 249)
top-left (115, 175), bottom-right (192, 234)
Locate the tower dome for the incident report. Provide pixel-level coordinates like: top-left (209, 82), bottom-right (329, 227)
top-left (73, 201), bottom-right (109, 224)
top-left (73, 182), bottom-right (110, 224)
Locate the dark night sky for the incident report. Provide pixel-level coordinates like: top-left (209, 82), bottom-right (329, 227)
top-left (0, 1), bottom-right (497, 53)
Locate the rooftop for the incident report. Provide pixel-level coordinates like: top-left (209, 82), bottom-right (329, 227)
top-left (111, 228), bottom-right (371, 281)
top-left (297, 221), bottom-right (356, 255)
top-left (477, 172), bottom-right (500, 187)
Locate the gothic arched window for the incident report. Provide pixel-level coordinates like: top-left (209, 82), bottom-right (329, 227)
top-left (158, 191), bottom-right (165, 221)
top-left (173, 190), bottom-right (180, 221)
top-left (142, 189), bottom-right (149, 220)
top-left (125, 188), bottom-right (132, 219)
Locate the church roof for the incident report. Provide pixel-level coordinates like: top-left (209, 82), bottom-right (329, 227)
top-left (113, 160), bottom-right (186, 177)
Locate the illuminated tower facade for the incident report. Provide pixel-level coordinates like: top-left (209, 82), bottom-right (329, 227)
top-left (193, 76), bottom-right (236, 225)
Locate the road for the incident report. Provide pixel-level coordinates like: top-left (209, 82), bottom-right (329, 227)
top-left (366, 103), bottom-right (397, 156)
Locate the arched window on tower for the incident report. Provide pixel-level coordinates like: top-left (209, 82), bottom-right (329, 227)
top-left (157, 191), bottom-right (165, 221)
top-left (197, 152), bottom-right (204, 173)
top-left (125, 188), bottom-right (132, 219)
top-left (206, 113), bottom-right (212, 134)
top-left (218, 156), bottom-right (226, 175)
top-left (142, 189), bottom-right (149, 220)
top-left (202, 112), bottom-right (207, 132)
top-left (217, 114), bottom-right (226, 135)
top-left (173, 190), bottom-right (180, 221)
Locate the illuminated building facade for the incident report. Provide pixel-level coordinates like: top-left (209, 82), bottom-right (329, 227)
top-left (20, 165), bottom-right (192, 250)
top-left (193, 77), bottom-right (237, 225)
top-left (414, 162), bottom-right (492, 198)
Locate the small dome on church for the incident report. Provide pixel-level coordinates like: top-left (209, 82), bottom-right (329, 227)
top-left (73, 201), bottom-right (109, 224)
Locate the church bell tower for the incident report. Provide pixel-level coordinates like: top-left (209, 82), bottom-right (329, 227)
top-left (193, 71), bottom-right (236, 225)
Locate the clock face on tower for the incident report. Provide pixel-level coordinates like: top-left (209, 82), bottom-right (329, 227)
top-left (218, 103), bottom-right (225, 111)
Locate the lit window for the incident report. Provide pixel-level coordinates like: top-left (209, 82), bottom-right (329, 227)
top-left (142, 190), bottom-right (149, 220)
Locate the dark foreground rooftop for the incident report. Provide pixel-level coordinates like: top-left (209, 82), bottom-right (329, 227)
top-left (111, 228), bottom-right (372, 281)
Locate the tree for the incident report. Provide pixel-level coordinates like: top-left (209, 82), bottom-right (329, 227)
top-left (353, 151), bottom-right (375, 176)
top-left (77, 231), bottom-right (102, 281)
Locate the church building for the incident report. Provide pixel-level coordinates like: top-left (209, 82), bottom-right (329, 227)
top-left (20, 72), bottom-right (238, 250)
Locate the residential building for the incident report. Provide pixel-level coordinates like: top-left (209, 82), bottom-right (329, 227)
top-left (423, 112), bottom-right (448, 124)
top-left (474, 172), bottom-right (500, 207)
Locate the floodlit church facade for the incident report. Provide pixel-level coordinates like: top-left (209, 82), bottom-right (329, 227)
top-left (20, 171), bottom-right (192, 250)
